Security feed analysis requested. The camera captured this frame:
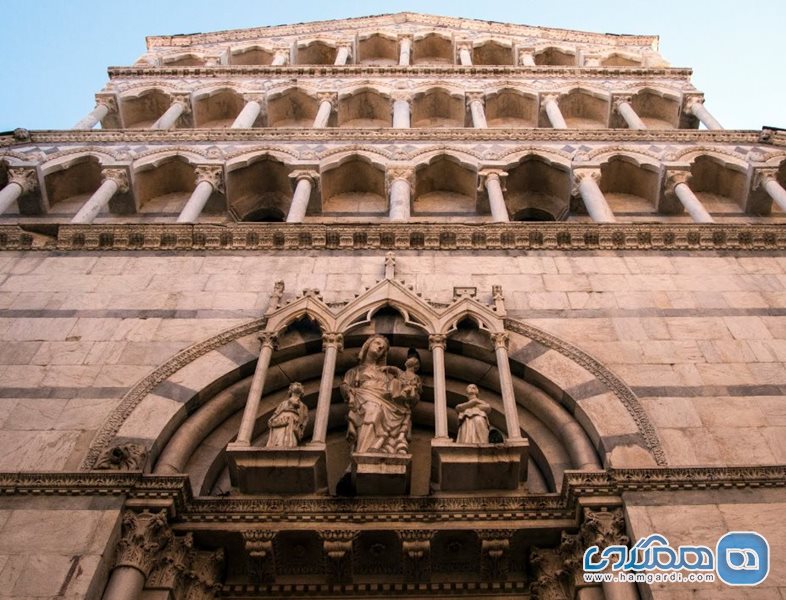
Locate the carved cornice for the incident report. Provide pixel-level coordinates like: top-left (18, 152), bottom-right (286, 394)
top-left (0, 127), bottom-right (760, 147)
top-left (8, 223), bottom-right (786, 256)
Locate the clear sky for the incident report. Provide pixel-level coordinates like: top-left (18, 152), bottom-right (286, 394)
top-left (1, 0), bottom-right (782, 131)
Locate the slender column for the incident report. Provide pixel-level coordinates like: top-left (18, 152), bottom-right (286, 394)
top-left (491, 333), bottom-right (522, 440)
top-left (271, 47), bottom-right (289, 66)
top-left (71, 168), bottom-right (129, 224)
top-left (334, 43), bottom-right (352, 65)
top-left (0, 168), bottom-right (38, 215)
top-left (392, 95), bottom-right (411, 128)
top-left (72, 97), bottom-right (115, 129)
top-left (542, 94), bottom-right (567, 129)
top-left (429, 334), bottom-right (449, 439)
top-left (387, 168), bottom-right (412, 221)
top-left (757, 168), bottom-right (786, 211)
top-left (686, 98), bottom-right (724, 130)
top-left (151, 94), bottom-right (190, 130)
top-left (312, 92), bottom-right (336, 128)
top-left (518, 48), bottom-right (536, 66)
top-left (102, 511), bottom-right (171, 600)
top-left (312, 333), bottom-right (344, 443)
top-left (479, 170), bottom-right (509, 222)
top-left (398, 36), bottom-right (412, 66)
top-left (614, 96), bottom-right (647, 130)
top-left (286, 170), bottom-right (318, 223)
top-left (667, 172), bottom-right (714, 223)
top-left (236, 333), bottom-right (278, 445)
top-left (457, 42), bottom-right (473, 66)
top-left (466, 92), bottom-right (487, 128)
top-left (574, 169), bottom-right (616, 223)
top-left (176, 166), bottom-right (224, 224)
top-left (231, 96), bottom-right (263, 128)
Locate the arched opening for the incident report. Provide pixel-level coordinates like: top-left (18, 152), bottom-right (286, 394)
top-left (504, 155), bottom-right (570, 221)
top-left (534, 47), bottom-right (576, 66)
top-left (321, 155), bottom-right (386, 217)
top-left (601, 53), bottom-right (642, 67)
top-left (229, 46), bottom-right (274, 65)
top-left (43, 156), bottom-right (102, 217)
top-left (414, 155), bottom-right (477, 216)
top-left (267, 89), bottom-right (319, 128)
top-left (599, 156), bottom-right (660, 219)
top-left (412, 34), bottom-right (453, 65)
top-left (411, 88), bottom-right (464, 128)
top-left (226, 156), bottom-right (291, 222)
top-left (485, 89), bottom-right (537, 128)
top-left (628, 89), bottom-right (680, 129)
top-left (296, 41), bottom-right (337, 65)
top-left (134, 156), bottom-right (224, 219)
top-left (357, 34), bottom-right (398, 65)
top-left (472, 41), bottom-right (514, 65)
top-left (688, 155), bottom-right (748, 216)
top-left (162, 53), bottom-right (205, 67)
top-left (192, 88), bottom-right (246, 128)
top-left (556, 89), bottom-right (610, 129)
top-left (337, 89), bottom-right (391, 128)
top-left (120, 89), bottom-right (172, 129)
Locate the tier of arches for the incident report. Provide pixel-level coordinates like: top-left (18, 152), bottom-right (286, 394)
top-left (99, 85), bottom-right (694, 130)
top-left (145, 34), bottom-right (658, 68)
top-left (3, 150), bottom-right (785, 224)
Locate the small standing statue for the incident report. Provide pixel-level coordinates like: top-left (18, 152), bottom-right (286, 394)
top-left (455, 384), bottom-right (492, 444)
top-left (265, 382), bottom-right (309, 448)
top-left (341, 335), bottom-right (422, 455)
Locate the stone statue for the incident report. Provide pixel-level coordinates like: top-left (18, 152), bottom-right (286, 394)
top-left (341, 335), bottom-right (422, 454)
top-left (265, 382), bottom-right (309, 448)
top-left (455, 384), bottom-right (492, 444)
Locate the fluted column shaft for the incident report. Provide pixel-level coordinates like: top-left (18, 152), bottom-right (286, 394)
top-left (71, 170), bottom-right (129, 224)
top-left (73, 103), bottom-right (109, 130)
top-left (615, 99), bottom-right (647, 130)
top-left (492, 333), bottom-right (522, 440)
top-left (688, 100), bottom-right (724, 130)
top-left (392, 99), bottom-right (411, 128)
top-left (399, 37), bottom-right (412, 65)
top-left (151, 99), bottom-right (187, 130)
top-left (430, 335), bottom-right (449, 439)
top-left (236, 334), bottom-right (277, 445)
top-left (176, 167), bottom-right (223, 224)
top-left (669, 174), bottom-right (714, 223)
top-left (481, 171), bottom-right (509, 222)
top-left (313, 333), bottom-right (343, 443)
top-left (576, 171), bottom-right (616, 223)
top-left (543, 95), bottom-right (567, 129)
top-left (286, 171), bottom-right (317, 223)
top-left (231, 100), bottom-right (262, 128)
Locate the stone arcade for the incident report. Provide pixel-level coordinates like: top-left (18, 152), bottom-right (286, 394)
top-left (0, 12), bottom-right (785, 600)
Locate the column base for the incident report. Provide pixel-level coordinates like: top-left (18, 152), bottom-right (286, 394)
top-left (351, 452), bottom-right (412, 496)
top-left (226, 442), bottom-right (328, 494)
top-left (430, 438), bottom-right (529, 492)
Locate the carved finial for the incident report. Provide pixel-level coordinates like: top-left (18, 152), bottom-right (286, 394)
top-left (385, 252), bottom-right (396, 280)
top-left (492, 285), bottom-right (506, 316)
top-left (266, 280), bottom-right (284, 315)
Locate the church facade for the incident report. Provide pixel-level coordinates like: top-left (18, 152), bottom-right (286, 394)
top-left (0, 12), bottom-right (784, 600)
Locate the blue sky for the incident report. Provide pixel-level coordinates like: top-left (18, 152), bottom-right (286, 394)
top-left (1, 0), bottom-right (782, 131)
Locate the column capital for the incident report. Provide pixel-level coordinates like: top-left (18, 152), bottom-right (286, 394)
top-left (571, 168), bottom-right (602, 197)
top-left (146, 533), bottom-right (195, 591)
top-left (316, 92), bottom-right (338, 108)
top-left (101, 168), bottom-right (130, 193)
top-left (391, 90), bottom-right (412, 103)
top-left (336, 41), bottom-right (353, 52)
top-left (490, 331), bottom-right (509, 350)
top-left (114, 510), bottom-right (172, 577)
top-left (540, 93), bottom-right (561, 105)
top-left (272, 47), bottom-right (290, 59)
top-left (580, 507), bottom-right (628, 550)
top-left (95, 94), bottom-right (118, 112)
top-left (466, 91), bottom-right (485, 106)
top-left (683, 93), bottom-right (705, 111)
top-left (322, 332), bottom-right (344, 352)
top-left (170, 92), bottom-right (193, 115)
top-left (289, 169), bottom-right (319, 186)
top-left (478, 168), bottom-right (508, 190)
top-left (258, 331), bottom-right (279, 350)
top-left (612, 95), bottom-right (633, 111)
top-left (754, 168), bottom-right (779, 189)
top-left (517, 47), bottom-right (535, 60)
top-left (242, 92), bottom-right (266, 104)
top-left (429, 333), bottom-right (447, 350)
top-left (193, 165), bottom-right (224, 193)
top-left (386, 166), bottom-right (415, 189)
top-left (665, 170), bottom-right (691, 191)
top-left (584, 55), bottom-right (602, 67)
top-left (6, 167), bottom-right (38, 193)
top-left (398, 34), bottom-right (413, 43)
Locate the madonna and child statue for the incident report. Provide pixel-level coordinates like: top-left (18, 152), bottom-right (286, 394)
top-left (341, 335), bottom-right (422, 457)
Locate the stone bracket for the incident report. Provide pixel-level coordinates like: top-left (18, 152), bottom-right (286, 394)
top-left (226, 444), bottom-right (328, 494)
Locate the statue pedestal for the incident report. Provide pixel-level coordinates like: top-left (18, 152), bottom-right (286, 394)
top-left (351, 452), bottom-right (412, 496)
top-left (226, 443), bottom-right (328, 494)
top-left (430, 438), bottom-right (529, 492)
